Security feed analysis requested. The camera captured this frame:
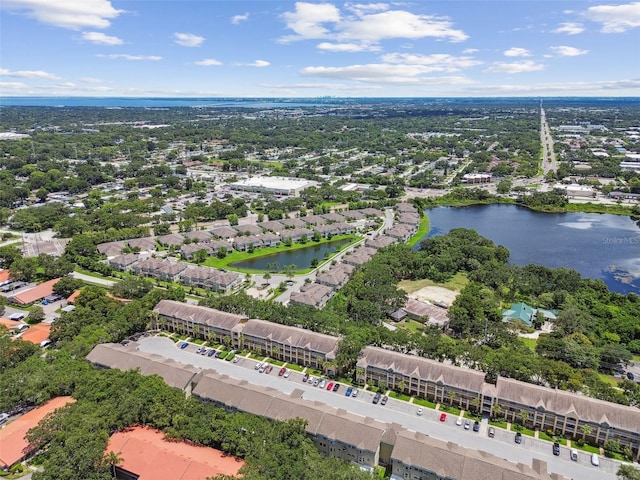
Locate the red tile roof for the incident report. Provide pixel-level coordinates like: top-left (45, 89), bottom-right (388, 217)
top-left (0, 269), bottom-right (10, 284)
top-left (66, 289), bottom-right (82, 304)
top-left (0, 396), bottom-right (76, 468)
top-left (106, 426), bottom-right (244, 480)
top-left (9, 278), bottom-right (61, 305)
top-left (19, 323), bottom-right (51, 345)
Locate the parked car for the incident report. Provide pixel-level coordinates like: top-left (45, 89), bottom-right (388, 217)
top-left (416, 407), bottom-right (423, 416)
top-left (553, 442), bottom-right (560, 456)
top-left (207, 349), bottom-right (215, 357)
top-left (318, 379), bottom-right (325, 388)
top-left (488, 427), bottom-right (495, 438)
top-left (278, 367), bottom-right (287, 376)
top-left (351, 389), bottom-right (358, 398)
top-left (326, 382), bottom-right (334, 391)
top-left (464, 419), bottom-right (471, 430)
top-left (180, 342), bottom-right (188, 349)
top-left (232, 356), bottom-right (240, 363)
top-left (472, 421), bottom-right (480, 432)
top-left (200, 348), bottom-right (208, 355)
top-left (255, 362), bottom-right (263, 370)
top-left (307, 376), bottom-right (315, 384)
top-left (283, 370), bottom-right (291, 378)
top-left (372, 392), bottom-right (381, 404)
top-left (313, 378), bottom-right (320, 386)
top-left (332, 383), bottom-right (340, 392)
top-left (570, 449), bottom-right (578, 461)
top-left (302, 373), bottom-right (309, 382)
top-left (259, 365), bottom-right (267, 373)
top-left (514, 432), bottom-right (522, 444)
top-left (380, 395), bottom-right (387, 404)
top-left (456, 417), bottom-right (463, 426)
top-left (265, 365), bottom-right (273, 374)
top-left (0, 413), bottom-right (9, 425)
top-left (440, 413), bottom-right (447, 422)
top-left (345, 387), bottom-right (353, 396)
top-left (591, 453), bottom-right (599, 466)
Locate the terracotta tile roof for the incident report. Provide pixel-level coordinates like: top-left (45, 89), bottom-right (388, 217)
top-left (66, 289), bottom-right (82, 304)
top-left (0, 397), bottom-right (75, 468)
top-left (0, 269), bottom-right (10, 284)
top-left (106, 426), bottom-right (243, 480)
top-left (19, 323), bottom-right (51, 345)
top-left (9, 278), bottom-right (61, 305)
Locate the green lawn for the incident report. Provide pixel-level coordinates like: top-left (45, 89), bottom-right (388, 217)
top-left (267, 358), bottom-right (285, 367)
top-left (439, 404), bottom-right (461, 416)
top-left (286, 363), bottom-right (304, 372)
top-left (407, 214), bottom-right (430, 247)
top-left (389, 391), bottom-right (411, 402)
top-left (413, 398), bottom-right (436, 409)
top-left (398, 272), bottom-right (468, 293)
top-left (520, 337), bottom-right (537, 351)
top-left (488, 419), bottom-right (508, 429)
top-left (398, 319), bottom-right (424, 334)
top-left (574, 442), bottom-right (600, 454)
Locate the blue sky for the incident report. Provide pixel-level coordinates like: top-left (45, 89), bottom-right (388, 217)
top-left (1, 1), bottom-right (639, 97)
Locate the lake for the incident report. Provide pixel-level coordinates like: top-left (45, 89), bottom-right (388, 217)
top-left (230, 239), bottom-right (352, 271)
top-left (421, 204), bottom-right (640, 295)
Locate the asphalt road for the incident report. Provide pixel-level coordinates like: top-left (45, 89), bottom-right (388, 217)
top-left (136, 336), bottom-right (620, 480)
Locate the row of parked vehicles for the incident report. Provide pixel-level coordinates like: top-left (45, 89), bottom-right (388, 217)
top-left (255, 362), bottom-right (291, 377)
top-left (301, 373), bottom-right (359, 397)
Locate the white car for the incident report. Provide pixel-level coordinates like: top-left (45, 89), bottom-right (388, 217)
top-left (351, 389), bottom-right (359, 398)
top-left (456, 417), bottom-right (463, 426)
top-left (254, 362), bottom-right (262, 370)
top-left (417, 408), bottom-right (423, 416)
top-left (591, 453), bottom-right (599, 466)
top-left (283, 370), bottom-right (291, 378)
top-left (318, 379), bottom-right (326, 389)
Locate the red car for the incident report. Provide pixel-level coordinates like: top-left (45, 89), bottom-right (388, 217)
top-left (326, 382), bottom-right (334, 391)
top-left (278, 367), bottom-right (287, 377)
top-left (440, 413), bottom-right (447, 422)
top-left (265, 365), bottom-right (273, 374)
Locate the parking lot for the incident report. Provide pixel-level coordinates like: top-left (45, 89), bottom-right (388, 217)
top-left (136, 336), bottom-right (621, 480)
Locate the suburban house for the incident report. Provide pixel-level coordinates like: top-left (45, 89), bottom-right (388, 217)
top-left (234, 224), bottom-right (263, 236)
top-left (184, 230), bottom-right (213, 243)
top-left (279, 227), bottom-right (314, 242)
top-left (127, 236), bottom-right (157, 252)
top-left (157, 233), bottom-right (185, 247)
top-left (366, 235), bottom-right (397, 249)
top-left (108, 253), bottom-right (140, 271)
top-left (258, 220), bottom-right (285, 233)
top-left (289, 282), bottom-right (334, 309)
top-left (502, 302), bottom-right (557, 327)
top-left (97, 240), bottom-right (126, 257)
top-left (178, 266), bottom-right (242, 292)
top-left (8, 278), bottom-right (61, 306)
top-left (315, 263), bottom-right (354, 289)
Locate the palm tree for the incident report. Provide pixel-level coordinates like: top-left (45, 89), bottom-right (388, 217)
top-left (447, 391), bottom-right (456, 406)
top-left (105, 450), bottom-right (123, 478)
top-left (519, 410), bottom-right (529, 427)
top-left (398, 380), bottom-right (406, 394)
top-left (491, 403), bottom-right (503, 420)
top-left (580, 424), bottom-right (593, 441)
top-left (470, 397), bottom-right (480, 414)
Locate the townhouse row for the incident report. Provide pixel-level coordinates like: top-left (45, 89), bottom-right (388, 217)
top-left (152, 299), bottom-right (640, 460)
top-left (86, 341), bottom-right (569, 480)
top-left (109, 255), bottom-right (243, 292)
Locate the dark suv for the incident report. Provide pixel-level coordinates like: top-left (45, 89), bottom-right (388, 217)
top-left (372, 392), bottom-right (381, 404)
top-left (553, 442), bottom-right (560, 456)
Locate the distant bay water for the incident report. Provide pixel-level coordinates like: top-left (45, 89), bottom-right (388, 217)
top-left (0, 97), bottom-right (339, 108)
top-left (421, 204), bottom-right (640, 295)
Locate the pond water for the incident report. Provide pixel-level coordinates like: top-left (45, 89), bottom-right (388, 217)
top-left (420, 204), bottom-right (640, 295)
top-left (230, 238), bottom-right (352, 271)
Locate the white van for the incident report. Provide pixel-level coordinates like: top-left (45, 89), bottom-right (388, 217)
top-left (591, 453), bottom-right (599, 466)
top-left (570, 449), bottom-right (578, 461)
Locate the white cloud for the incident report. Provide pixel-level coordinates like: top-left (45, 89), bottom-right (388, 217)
top-left (247, 60), bottom-right (270, 67)
top-left (2, 0), bottom-right (123, 29)
top-left (81, 31), bottom-right (123, 45)
top-left (301, 63), bottom-right (472, 85)
top-left (280, 2), bottom-right (468, 44)
top-left (80, 77), bottom-right (102, 83)
top-left (317, 42), bottom-right (381, 52)
top-left (585, 2), bottom-right (640, 32)
top-left (339, 10), bottom-right (469, 43)
top-left (484, 60), bottom-right (545, 74)
top-left (380, 53), bottom-right (482, 71)
top-left (553, 22), bottom-right (585, 34)
top-left (550, 45), bottom-right (589, 56)
top-left (194, 58), bottom-right (222, 66)
top-left (231, 12), bottom-right (249, 24)
top-left (97, 54), bottom-right (162, 61)
top-left (344, 3), bottom-right (389, 15)
top-left (281, 2), bottom-right (341, 41)
top-left (56, 82), bottom-right (77, 88)
top-left (0, 68), bottom-right (60, 79)
top-left (463, 48), bottom-right (479, 54)
top-left (0, 81), bottom-right (28, 89)
top-left (174, 32), bottom-right (205, 47)
top-left (503, 47), bottom-right (531, 57)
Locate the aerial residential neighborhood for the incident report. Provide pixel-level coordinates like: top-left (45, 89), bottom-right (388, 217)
top-left (2, 78), bottom-right (640, 480)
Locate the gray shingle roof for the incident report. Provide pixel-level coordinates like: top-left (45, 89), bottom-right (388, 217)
top-left (154, 299), bottom-right (248, 330)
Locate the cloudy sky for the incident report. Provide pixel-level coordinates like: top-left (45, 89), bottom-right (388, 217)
top-left (1, 1), bottom-right (639, 97)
